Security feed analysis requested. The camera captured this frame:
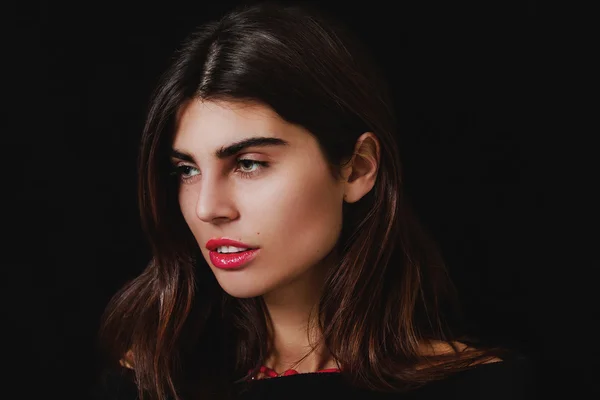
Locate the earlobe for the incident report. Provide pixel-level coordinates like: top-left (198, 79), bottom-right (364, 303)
top-left (119, 349), bottom-right (135, 370)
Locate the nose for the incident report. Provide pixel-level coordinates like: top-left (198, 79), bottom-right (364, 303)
top-left (195, 176), bottom-right (239, 224)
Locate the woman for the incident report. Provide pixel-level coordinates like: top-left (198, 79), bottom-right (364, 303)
top-left (93, 2), bottom-right (532, 399)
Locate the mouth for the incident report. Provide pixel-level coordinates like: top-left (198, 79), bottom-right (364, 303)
top-left (214, 245), bottom-right (256, 254)
top-left (206, 238), bottom-right (260, 269)
top-left (206, 238), bottom-right (257, 251)
top-left (208, 248), bottom-right (260, 269)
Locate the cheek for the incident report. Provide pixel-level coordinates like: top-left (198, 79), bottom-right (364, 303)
top-left (178, 189), bottom-right (197, 228)
top-left (260, 169), bottom-right (343, 256)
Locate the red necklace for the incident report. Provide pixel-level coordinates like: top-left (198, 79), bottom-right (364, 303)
top-left (249, 365), bottom-right (341, 380)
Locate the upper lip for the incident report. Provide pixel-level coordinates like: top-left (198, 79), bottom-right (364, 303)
top-left (206, 238), bottom-right (257, 251)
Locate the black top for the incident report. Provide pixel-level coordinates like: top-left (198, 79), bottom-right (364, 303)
top-left (91, 353), bottom-right (534, 399)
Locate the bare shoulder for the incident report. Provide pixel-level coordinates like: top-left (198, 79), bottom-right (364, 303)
top-left (418, 340), bottom-right (503, 364)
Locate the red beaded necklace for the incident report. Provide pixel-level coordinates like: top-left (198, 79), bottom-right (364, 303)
top-left (249, 365), bottom-right (341, 380)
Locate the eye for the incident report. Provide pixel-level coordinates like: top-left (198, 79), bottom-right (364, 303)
top-left (172, 164), bottom-right (200, 182)
top-left (236, 159), bottom-right (269, 178)
top-left (238, 159), bottom-right (262, 173)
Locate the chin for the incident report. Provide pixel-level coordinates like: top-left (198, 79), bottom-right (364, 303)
top-left (215, 279), bottom-right (270, 299)
top-left (221, 288), bottom-right (266, 299)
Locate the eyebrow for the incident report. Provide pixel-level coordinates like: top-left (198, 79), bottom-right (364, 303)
top-left (171, 136), bottom-right (289, 163)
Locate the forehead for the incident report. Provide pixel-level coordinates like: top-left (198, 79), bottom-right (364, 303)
top-left (173, 99), bottom-right (292, 150)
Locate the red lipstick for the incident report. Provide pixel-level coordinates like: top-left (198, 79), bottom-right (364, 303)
top-left (206, 238), bottom-right (260, 269)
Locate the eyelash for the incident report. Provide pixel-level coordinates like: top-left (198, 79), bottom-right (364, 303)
top-left (171, 159), bottom-right (269, 183)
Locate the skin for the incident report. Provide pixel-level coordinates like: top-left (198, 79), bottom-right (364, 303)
top-left (171, 99), bottom-right (380, 374)
top-left (119, 99), bottom-right (501, 373)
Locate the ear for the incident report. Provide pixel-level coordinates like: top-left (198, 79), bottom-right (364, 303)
top-left (341, 132), bottom-right (380, 203)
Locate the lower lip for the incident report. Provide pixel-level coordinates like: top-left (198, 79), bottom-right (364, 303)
top-left (209, 248), bottom-right (260, 269)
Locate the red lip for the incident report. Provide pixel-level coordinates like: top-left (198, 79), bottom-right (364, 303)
top-left (206, 238), bottom-right (257, 251)
top-left (205, 238), bottom-right (260, 270)
top-left (209, 248), bottom-right (260, 269)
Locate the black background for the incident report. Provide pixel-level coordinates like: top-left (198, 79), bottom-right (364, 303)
top-left (6, 1), bottom-right (593, 398)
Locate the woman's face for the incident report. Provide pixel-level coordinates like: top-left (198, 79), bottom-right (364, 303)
top-left (172, 99), bottom-right (346, 299)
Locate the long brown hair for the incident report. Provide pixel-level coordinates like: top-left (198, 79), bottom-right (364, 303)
top-left (98, 2), bottom-right (510, 399)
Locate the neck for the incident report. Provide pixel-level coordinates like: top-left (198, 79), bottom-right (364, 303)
top-left (261, 253), bottom-right (338, 373)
